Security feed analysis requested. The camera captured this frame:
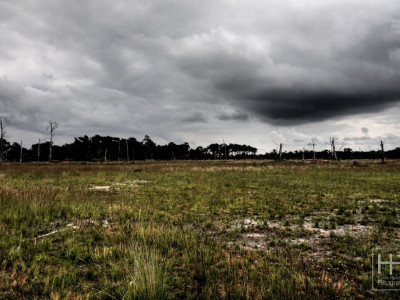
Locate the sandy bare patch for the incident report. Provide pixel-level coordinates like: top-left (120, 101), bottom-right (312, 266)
top-left (88, 180), bottom-right (148, 192)
top-left (368, 198), bottom-right (388, 203)
top-left (89, 185), bottom-right (111, 192)
top-left (229, 233), bottom-right (269, 251)
top-left (231, 218), bottom-right (265, 230)
top-left (227, 215), bottom-right (374, 263)
top-left (114, 179), bottom-right (148, 187)
top-left (190, 166), bottom-right (261, 172)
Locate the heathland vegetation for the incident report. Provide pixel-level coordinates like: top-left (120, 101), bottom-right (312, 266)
top-left (1, 160), bottom-right (400, 298)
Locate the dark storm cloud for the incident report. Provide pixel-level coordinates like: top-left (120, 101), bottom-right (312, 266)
top-left (173, 4), bottom-right (400, 125)
top-left (241, 89), bottom-right (400, 125)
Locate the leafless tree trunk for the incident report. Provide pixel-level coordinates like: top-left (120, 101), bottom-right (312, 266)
top-left (311, 139), bottom-right (316, 160)
top-left (223, 139), bottom-right (227, 160)
top-left (381, 141), bottom-right (386, 164)
top-left (333, 138), bottom-right (338, 160)
top-left (37, 138), bottom-right (41, 162)
top-left (20, 140), bottom-right (23, 163)
top-left (47, 120), bottom-right (58, 163)
top-left (330, 137), bottom-right (338, 160)
top-left (0, 119), bottom-right (6, 163)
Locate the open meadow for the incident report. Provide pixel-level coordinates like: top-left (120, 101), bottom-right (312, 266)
top-left (1, 160), bottom-right (400, 299)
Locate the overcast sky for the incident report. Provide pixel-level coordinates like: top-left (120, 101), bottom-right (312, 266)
top-left (1, 0), bottom-right (400, 153)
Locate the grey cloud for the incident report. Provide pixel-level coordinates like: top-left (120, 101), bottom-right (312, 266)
top-left (362, 127), bottom-right (369, 135)
top-left (343, 136), bottom-right (372, 141)
top-left (0, 78), bottom-right (26, 122)
top-left (181, 112), bottom-right (207, 123)
top-left (384, 133), bottom-right (400, 140)
top-left (217, 112), bottom-right (249, 121)
top-left (294, 139), bottom-right (306, 143)
top-left (1, 0), bottom-right (400, 149)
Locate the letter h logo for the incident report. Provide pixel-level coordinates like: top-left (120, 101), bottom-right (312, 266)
top-left (378, 253), bottom-right (400, 275)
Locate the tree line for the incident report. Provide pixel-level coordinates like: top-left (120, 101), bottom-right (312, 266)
top-left (1, 119), bottom-right (400, 162)
top-left (2, 133), bottom-right (400, 162)
top-left (0, 133), bottom-right (259, 162)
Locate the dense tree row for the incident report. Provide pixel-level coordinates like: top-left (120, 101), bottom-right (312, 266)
top-left (0, 134), bottom-right (259, 162)
top-left (264, 147), bottom-right (400, 160)
top-left (1, 133), bottom-right (400, 162)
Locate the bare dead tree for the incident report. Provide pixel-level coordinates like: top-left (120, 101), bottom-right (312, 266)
top-left (20, 140), bottom-right (23, 163)
top-left (328, 137), bottom-right (339, 160)
top-left (333, 138), bottom-right (339, 160)
top-left (0, 119), bottom-right (6, 163)
top-left (308, 139), bottom-right (316, 160)
top-left (223, 139), bottom-right (227, 160)
top-left (380, 140), bottom-right (386, 164)
top-left (47, 120), bottom-right (58, 163)
top-left (37, 138), bottom-right (41, 162)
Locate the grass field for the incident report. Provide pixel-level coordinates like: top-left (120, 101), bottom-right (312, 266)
top-left (1, 160), bottom-right (400, 299)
